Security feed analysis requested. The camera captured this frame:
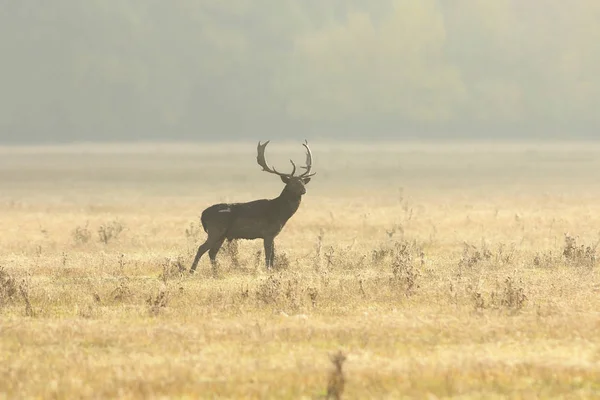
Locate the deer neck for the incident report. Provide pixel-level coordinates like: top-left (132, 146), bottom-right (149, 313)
top-left (274, 186), bottom-right (302, 219)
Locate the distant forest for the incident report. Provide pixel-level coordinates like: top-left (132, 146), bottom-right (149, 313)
top-left (1, 1), bottom-right (599, 143)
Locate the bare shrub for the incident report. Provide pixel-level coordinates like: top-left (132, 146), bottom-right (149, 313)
top-left (98, 220), bottom-right (125, 244)
top-left (224, 240), bottom-right (241, 269)
top-left (110, 278), bottom-right (131, 302)
top-left (233, 242), bottom-right (292, 274)
top-left (389, 241), bottom-right (421, 297)
top-left (371, 245), bottom-right (392, 265)
top-left (463, 276), bottom-right (526, 314)
top-left (327, 248), bottom-right (366, 271)
top-left (492, 276), bottom-right (527, 313)
top-left (159, 257), bottom-right (186, 283)
top-left (459, 242), bottom-right (492, 269)
top-left (72, 222), bottom-right (92, 244)
top-left (533, 250), bottom-right (558, 268)
top-left (273, 251), bottom-right (290, 271)
top-left (256, 275), bottom-right (281, 306)
top-left (1, 268), bottom-right (34, 316)
top-left (77, 301), bottom-right (99, 319)
top-left (562, 233), bottom-right (597, 268)
top-left (459, 241), bottom-right (516, 271)
top-left (496, 243), bottom-right (517, 265)
top-left (237, 284), bottom-right (250, 303)
top-left (255, 274), bottom-right (312, 311)
top-left (373, 239), bottom-right (423, 265)
top-left (147, 286), bottom-right (169, 316)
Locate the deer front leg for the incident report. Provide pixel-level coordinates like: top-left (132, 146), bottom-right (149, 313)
top-left (263, 238), bottom-right (274, 270)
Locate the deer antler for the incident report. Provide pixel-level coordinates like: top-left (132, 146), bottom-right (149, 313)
top-left (257, 140), bottom-right (315, 178)
top-left (257, 141), bottom-right (292, 177)
top-left (299, 140), bottom-right (316, 178)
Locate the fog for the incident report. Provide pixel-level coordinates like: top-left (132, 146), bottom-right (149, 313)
top-left (1, 1), bottom-right (599, 144)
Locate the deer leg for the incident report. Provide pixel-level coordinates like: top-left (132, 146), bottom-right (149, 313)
top-left (208, 236), bottom-right (226, 265)
top-left (190, 240), bottom-right (211, 273)
top-left (263, 238), bottom-right (274, 269)
top-left (207, 236), bottom-right (226, 277)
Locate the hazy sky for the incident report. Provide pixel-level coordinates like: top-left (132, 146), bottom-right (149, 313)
top-left (1, 1), bottom-right (599, 143)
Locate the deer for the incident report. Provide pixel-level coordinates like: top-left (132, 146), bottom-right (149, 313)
top-left (189, 140), bottom-right (315, 273)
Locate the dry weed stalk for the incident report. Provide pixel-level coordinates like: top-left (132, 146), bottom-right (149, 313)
top-left (307, 286), bottom-right (318, 308)
top-left (239, 284), bottom-right (249, 301)
top-left (326, 351), bottom-right (347, 400)
top-left (19, 281), bottom-right (34, 317)
top-left (386, 223), bottom-right (404, 239)
top-left (254, 249), bottom-right (263, 270)
top-left (283, 277), bottom-right (301, 311)
top-left (0, 266), bottom-right (18, 308)
top-left (324, 246), bottom-right (335, 269)
top-left (314, 229), bottom-right (324, 271)
top-left (358, 279), bottom-right (366, 299)
top-left (185, 221), bottom-right (202, 241)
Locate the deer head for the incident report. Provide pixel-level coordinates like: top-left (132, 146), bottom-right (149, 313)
top-left (256, 140), bottom-right (315, 196)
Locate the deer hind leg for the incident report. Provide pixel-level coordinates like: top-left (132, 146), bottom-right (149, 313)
top-left (208, 236), bottom-right (226, 265)
top-left (190, 229), bottom-right (226, 273)
top-left (263, 238), bottom-right (275, 270)
top-left (206, 236), bottom-right (226, 278)
top-left (190, 240), bottom-right (211, 273)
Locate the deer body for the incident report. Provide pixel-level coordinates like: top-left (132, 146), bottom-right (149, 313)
top-left (202, 191), bottom-right (301, 241)
top-left (189, 141), bottom-right (314, 273)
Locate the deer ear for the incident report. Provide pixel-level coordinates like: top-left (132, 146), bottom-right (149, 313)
top-left (280, 175), bottom-right (290, 184)
top-left (302, 177), bottom-right (311, 184)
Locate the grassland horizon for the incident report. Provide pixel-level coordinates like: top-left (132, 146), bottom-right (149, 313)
top-left (1, 140), bottom-right (600, 398)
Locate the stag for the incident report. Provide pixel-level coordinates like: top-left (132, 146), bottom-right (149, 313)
top-left (189, 140), bottom-right (315, 273)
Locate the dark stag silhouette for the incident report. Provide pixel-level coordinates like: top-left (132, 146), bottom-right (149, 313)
top-left (189, 140), bottom-right (315, 273)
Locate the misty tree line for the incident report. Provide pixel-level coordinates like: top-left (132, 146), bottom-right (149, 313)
top-left (1, 0), bottom-right (599, 143)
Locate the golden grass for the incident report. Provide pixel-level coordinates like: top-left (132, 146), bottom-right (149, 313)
top-left (2, 141), bottom-right (600, 398)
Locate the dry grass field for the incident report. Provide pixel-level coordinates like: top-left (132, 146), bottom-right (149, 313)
top-left (1, 140), bottom-right (600, 399)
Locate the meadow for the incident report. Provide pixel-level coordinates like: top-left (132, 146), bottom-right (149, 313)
top-left (1, 140), bottom-right (600, 399)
